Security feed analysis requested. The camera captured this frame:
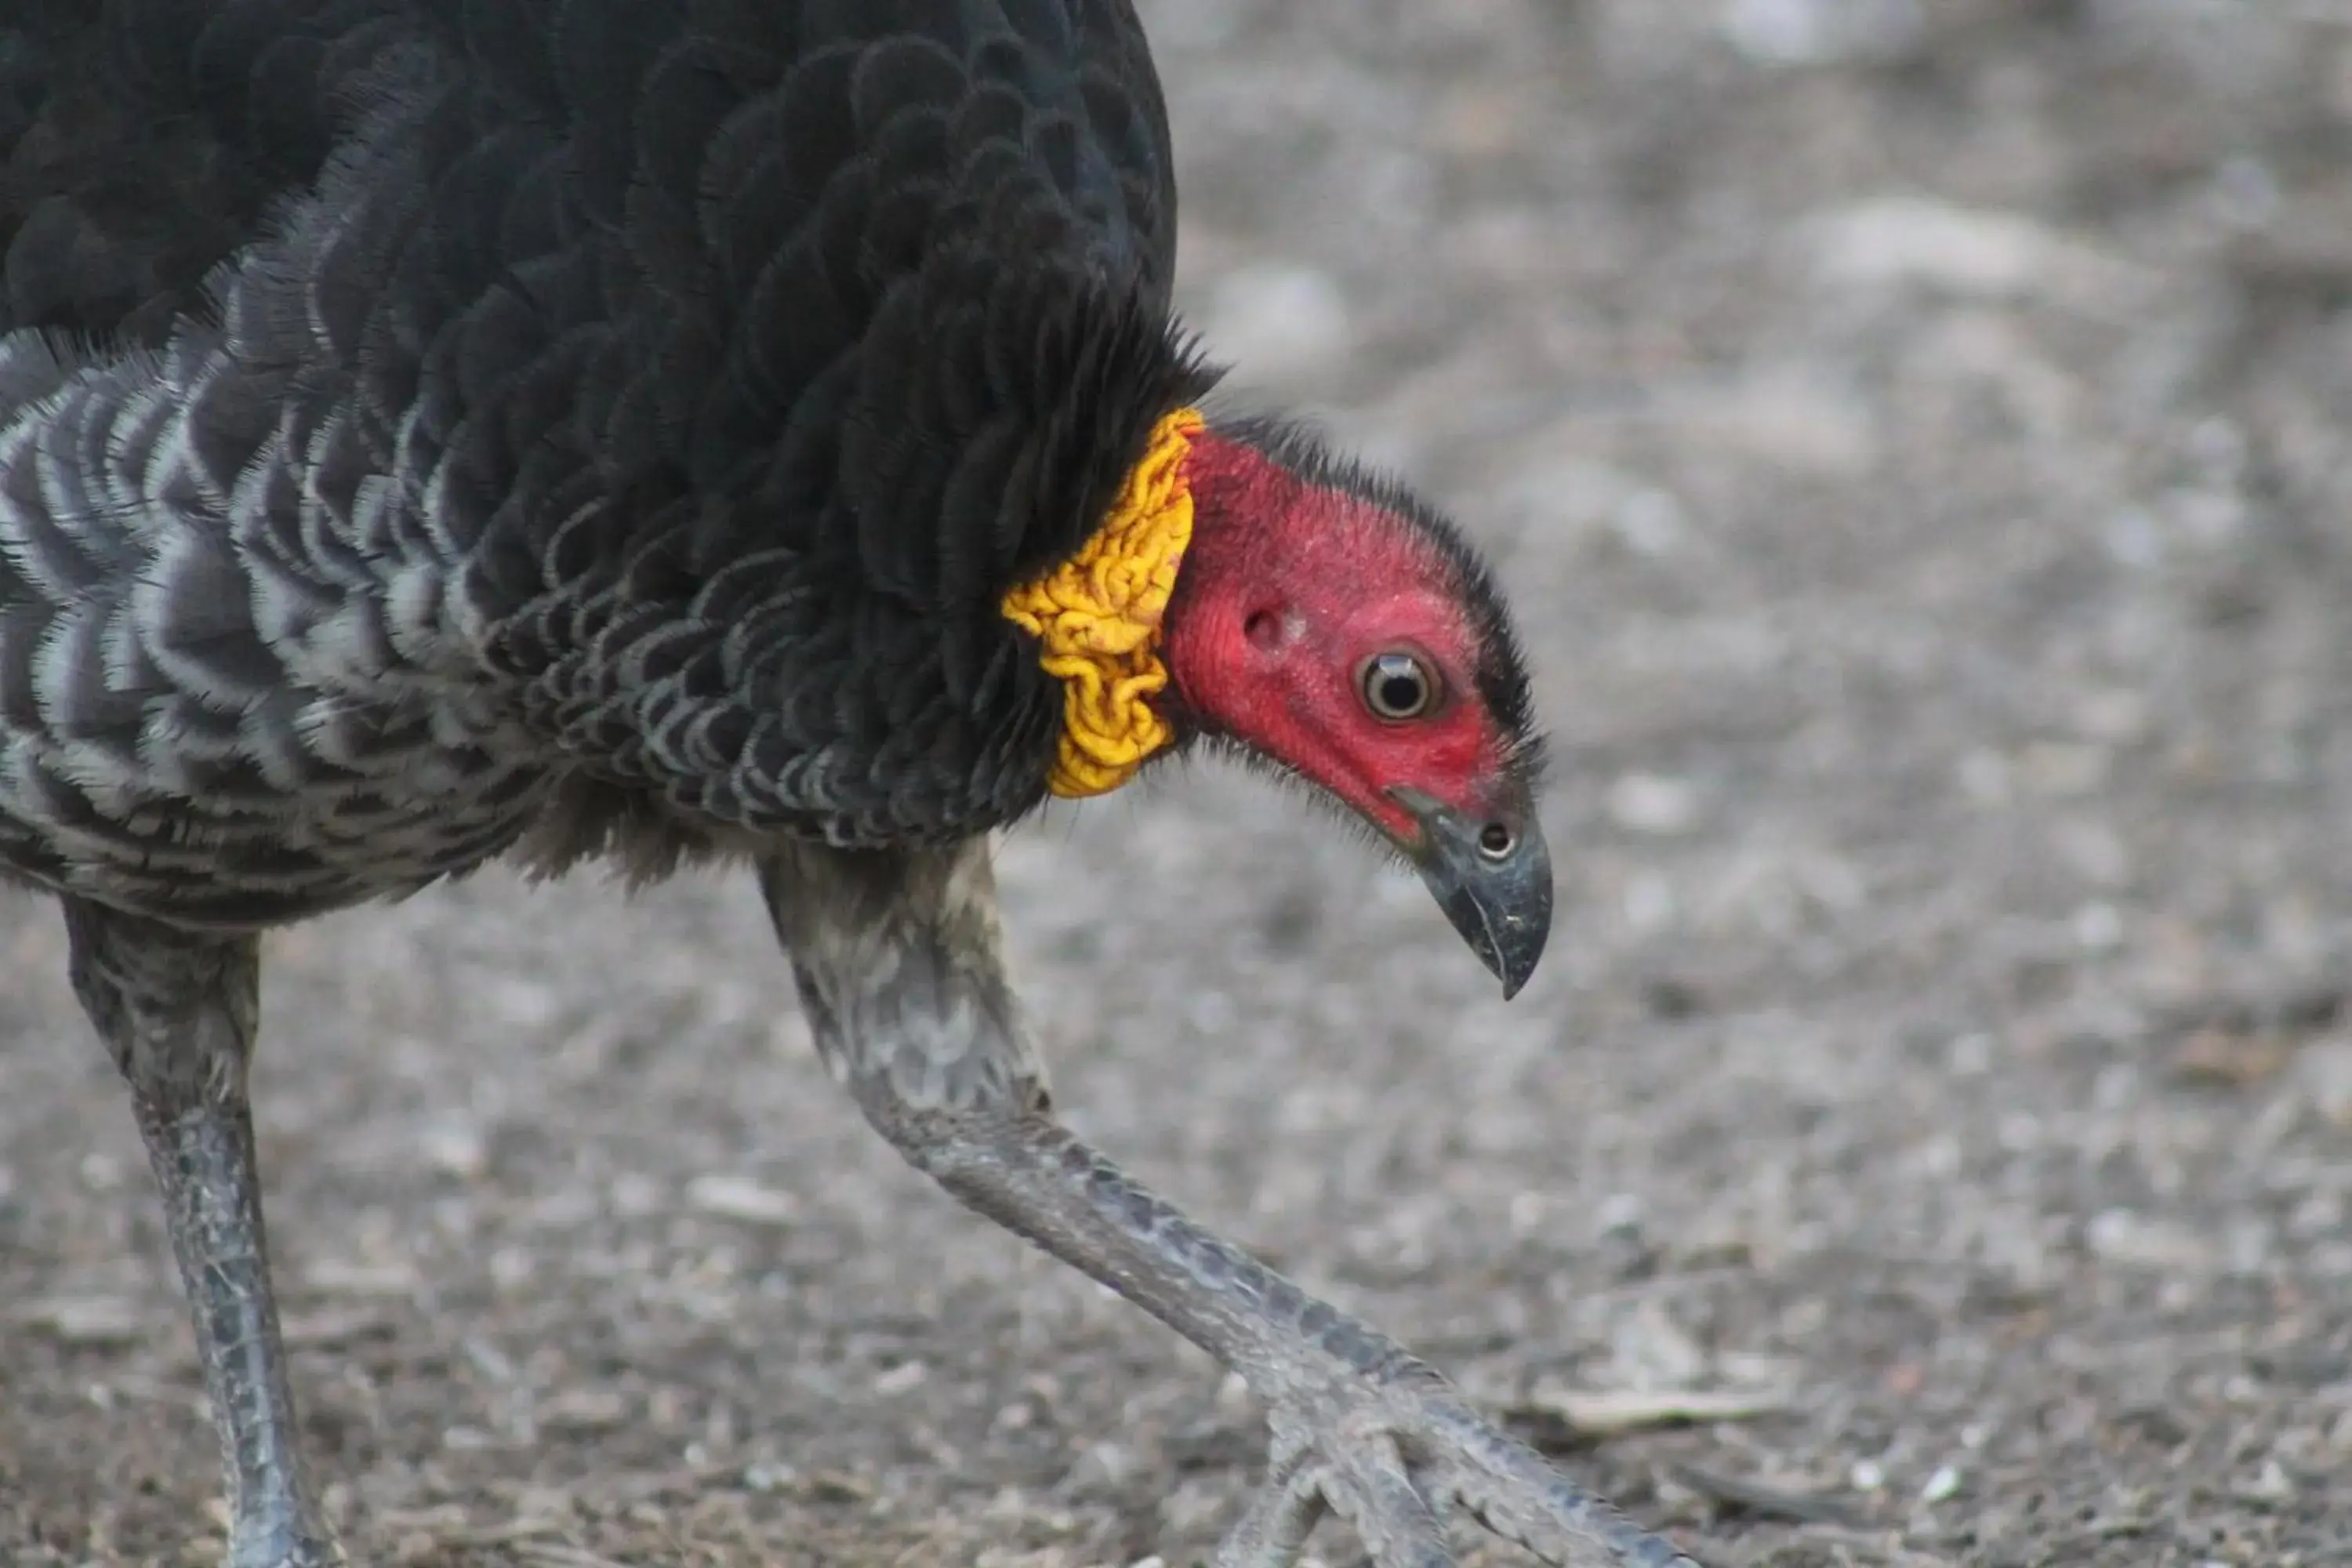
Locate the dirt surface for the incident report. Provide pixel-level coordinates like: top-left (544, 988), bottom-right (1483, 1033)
top-left (9, 2), bottom-right (2352, 1565)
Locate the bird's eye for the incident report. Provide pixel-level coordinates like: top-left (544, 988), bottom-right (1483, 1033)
top-left (1359, 651), bottom-right (1438, 720)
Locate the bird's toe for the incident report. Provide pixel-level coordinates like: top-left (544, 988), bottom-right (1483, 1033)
top-left (1222, 1373), bottom-right (1703, 1568)
top-left (1410, 1394), bottom-right (1705, 1567)
top-left (1218, 1429), bottom-right (1450, 1568)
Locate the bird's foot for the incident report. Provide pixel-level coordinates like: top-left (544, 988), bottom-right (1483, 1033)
top-left (1221, 1359), bottom-right (1701, 1568)
top-left (224, 1515), bottom-right (346, 1568)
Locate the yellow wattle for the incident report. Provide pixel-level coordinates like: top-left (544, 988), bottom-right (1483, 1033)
top-left (999, 406), bottom-right (1206, 799)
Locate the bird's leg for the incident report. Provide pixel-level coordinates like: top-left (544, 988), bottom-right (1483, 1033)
top-left (760, 844), bottom-right (1699, 1568)
top-left (63, 899), bottom-right (343, 1568)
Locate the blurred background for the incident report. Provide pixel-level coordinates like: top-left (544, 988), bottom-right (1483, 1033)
top-left (7, 2), bottom-right (2352, 1563)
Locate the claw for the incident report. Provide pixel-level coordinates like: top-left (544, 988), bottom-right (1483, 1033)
top-left (1215, 1460), bottom-right (1326, 1568)
top-left (1417, 1465), bottom-right (1465, 1541)
top-left (1450, 1421), bottom-right (1704, 1568)
top-left (1219, 1377), bottom-right (1704, 1568)
top-left (1326, 1434), bottom-right (1450, 1568)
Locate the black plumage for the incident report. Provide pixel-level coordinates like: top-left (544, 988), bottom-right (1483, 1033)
top-left (0, 0), bottom-right (1206, 927)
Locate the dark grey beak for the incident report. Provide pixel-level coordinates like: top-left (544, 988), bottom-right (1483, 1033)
top-left (1389, 785), bottom-right (1553, 1000)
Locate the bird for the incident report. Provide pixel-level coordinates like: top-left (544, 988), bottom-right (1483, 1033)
top-left (0, 3), bottom-right (1697, 1566)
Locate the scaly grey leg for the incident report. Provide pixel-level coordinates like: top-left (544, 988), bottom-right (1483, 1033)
top-left (64, 898), bottom-right (343, 1568)
top-left (760, 843), bottom-right (1700, 1568)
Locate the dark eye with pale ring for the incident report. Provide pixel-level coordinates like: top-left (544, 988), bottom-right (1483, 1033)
top-left (1359, 651), bottom-right (1439, 720)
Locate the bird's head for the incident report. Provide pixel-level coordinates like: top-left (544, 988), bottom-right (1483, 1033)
top-left (1155, 416), bottom-right (1552, 998)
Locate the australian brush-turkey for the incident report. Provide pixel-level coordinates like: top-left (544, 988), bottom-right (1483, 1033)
top-left (0, 3), bottom-right (1694, 1565)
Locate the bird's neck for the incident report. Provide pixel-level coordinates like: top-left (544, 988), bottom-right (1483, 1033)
top-left (993, 412), bottom-right (1317, 802)
top-left (1153, 424), bottom-right (1320, 741)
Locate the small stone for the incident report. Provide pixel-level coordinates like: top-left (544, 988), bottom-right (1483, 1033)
top-left (1613, 1300), bottom-right (1708, 1388)
top-left (742, 1461), bottom-right (799, 1494)
top-left (2238, 1458), bottom-right (2295, 1502)
top-left (419, 1117), bottom-right (488, 1181)
top-left (1958, 749), bottom-right (2012, 805)
top-left (608, 1172), bottom-right (665, 1217)
top-left (1188, 990), bottom-right (1236, 1034)
top-left (1676, 368), bottom-right (1879, 478)
top-left (2172, 1029), bottom-right (2294, 1088)
top-left (1849, 1459), bottom-right (1886, 1491)
top-left (541, 1388), bottom-right (630, 1434)
top-left (506, 1486), bottom-right (576, 1526)
top-left (874, 1359), bottom-right (929, 1396)
top-left (2086, 1209), bottom-right (2214, 1272)
top-left (305, 1258), bottom-right (423, 1298)
top-left (1919, 1463), bottom-right (1962, 1503)
top-left (488, 1247), bottom-right (534, 1292)
top-left (1596, 1192), bottom-right (1646, 1236)
top-left (2299, 1039), bottom-right (2352, 1127)
top-left (279, 1306), bottom-right (395, 1349)
top-left (1947, 1034), bottom-right (1994, 1076)
top-left (1607, 773), bottom-right (1702, 836)
top-left (17, 1296), bottom-right (146, 1347)
top-left (1721, 0), bottom-right (1922, 65)
top-left (807, 1470), bottom-right (874, 1504)
top-left (2072, 902), bottom-right (2124, 953)
top-left (686, 1174), bottom-right (798, 1228)
top-left (1071, 1438), bottom-right (1138, 1490)
top-left (2021, 742), bottom-right (2111, 798)
top-left (2057, 820), bottom-right (2134, 887)
top-left (1809, 197), bottom-right (2144, 307)
top-left (485, 975), bottom-right (562, 1030)
top-left (2225, 1216), bottom-right (2277, 1276)
top-left (2075, 688), bottom-right (2152, 744)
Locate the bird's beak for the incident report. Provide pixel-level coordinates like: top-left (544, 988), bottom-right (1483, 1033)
top-left (1388, 783), bottom-right (1553, 1000)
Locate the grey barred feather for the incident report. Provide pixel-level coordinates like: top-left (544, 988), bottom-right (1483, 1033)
top-left (0, 0), bottom-right (1205, 928)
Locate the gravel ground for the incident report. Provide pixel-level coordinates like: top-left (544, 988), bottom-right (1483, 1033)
top-left (8, 2), bottom-right (2352, 1565)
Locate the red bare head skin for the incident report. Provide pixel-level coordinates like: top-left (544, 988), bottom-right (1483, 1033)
top-left (1159, 421), bottom-right (1539, 850)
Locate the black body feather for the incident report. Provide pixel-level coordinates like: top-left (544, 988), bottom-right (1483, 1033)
top-left (0, 0), bottom-right (1211, 927)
